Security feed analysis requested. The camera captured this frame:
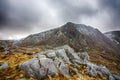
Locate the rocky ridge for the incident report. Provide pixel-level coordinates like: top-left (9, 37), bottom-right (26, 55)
top-left (20, 45), bottom-right (120, 80)
top-left (15, 22), bottom-right (120, 56)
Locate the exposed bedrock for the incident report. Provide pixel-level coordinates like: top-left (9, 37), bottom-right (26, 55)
top-left (20, 45), bottom-right (120, 80)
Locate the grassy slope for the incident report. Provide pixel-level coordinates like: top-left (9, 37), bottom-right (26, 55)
top-left (88, 49), bottom-right (120, 74)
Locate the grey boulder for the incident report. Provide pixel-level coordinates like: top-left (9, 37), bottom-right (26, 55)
top-left (0, 62), bottom-right (9, 69)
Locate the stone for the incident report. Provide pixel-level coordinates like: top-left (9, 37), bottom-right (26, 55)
top-left (39, 58), bottom-right (58, 75)
top-left (70, 68), bottom-right (78, 73)
top-left (112, 74), bottom-right (120, 80)
top-left (37, 54), bottom-right (46, 59)
top-left (53, 57), bottom-right (70, 76)
top-left (18, 78), bottom-right (27, 80)
top-left (109, 75), bottom-right (115, 80)
top-left (46, 51), bottom-right (56, 58)
top-left (78, 52), bottom-right (89, 63)
top-left (20, 58), bottom-right (37, 78)
top-left (20, 57), bottom-right (59, 79)
top-left (86, 62), bottom-right (112, 77)
top-left (99, 66), bottom-right (111, 76)
top-left (0, 62), bottom-right (9, 69)
top-left (65, 47), bottom-right (80, 64)
top-left (55, 48), bottom-right (71, 64)
top-left (20, 45), bottom-right (115, 79)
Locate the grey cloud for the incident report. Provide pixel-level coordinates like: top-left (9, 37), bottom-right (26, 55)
top-left (47, 0), bottom-right (98, 22)
top-left (0, 0), bottom-right (120, 39)
top-left (0, 0), bottom-right (8, 27)
top-left (99, 0), bottom-right (120, 29)
top-left (0, 0), bottom-right (41, 30)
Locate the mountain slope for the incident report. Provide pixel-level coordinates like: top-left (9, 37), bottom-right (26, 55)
top-left (15, 22), bottom-right (120, 56)
top-left (1, 22), bottom-right (120, 80)
top-left (105, 31), bottom-right (120, 45)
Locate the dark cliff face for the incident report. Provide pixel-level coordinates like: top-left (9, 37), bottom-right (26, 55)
top-left (61, 22), bottom-right (120, 55)
top-left (105, 31), bottom-right (120, 44)
top-left (15, 22), bottom-right (120, 56)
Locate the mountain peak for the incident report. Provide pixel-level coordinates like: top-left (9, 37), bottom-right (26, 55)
top-left (62, 22), bottom-right (86, 32)
top-left (62, 22), bottom-right (76, 29)
top-left (15, 22), bottom-right (120, 56)
top-left (66, 22), bottom-right (75, 25)
top-left (64, 22), bottom-right (85, 27)
top-left (63, 22), bottom-right (94, 30)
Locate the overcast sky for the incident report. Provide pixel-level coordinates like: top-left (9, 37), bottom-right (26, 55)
top-left (0, 0), bottom-right (120, 40)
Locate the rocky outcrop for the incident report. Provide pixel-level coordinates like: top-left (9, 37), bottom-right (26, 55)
top-left (0, 40), bottom-right (15, 54)
top-left (15, 22), bottom-right (120, 56)
top-left (20, 45), bottom-right (119, 80)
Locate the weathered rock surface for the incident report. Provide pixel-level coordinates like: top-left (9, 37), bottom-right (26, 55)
top-left (20, 45), bottom-right (118, 80)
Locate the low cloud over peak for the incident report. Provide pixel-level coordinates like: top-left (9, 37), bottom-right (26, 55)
top-left (0, 0), bottom-right (120, 39)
